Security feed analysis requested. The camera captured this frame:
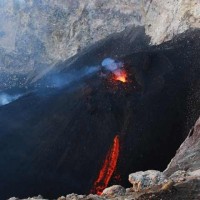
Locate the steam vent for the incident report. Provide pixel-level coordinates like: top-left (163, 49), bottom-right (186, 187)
top-left (0, 1), bottom-right (200, 200)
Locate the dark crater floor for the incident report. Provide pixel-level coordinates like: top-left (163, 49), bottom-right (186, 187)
top-left (0, 27), bottom-right (200, 199)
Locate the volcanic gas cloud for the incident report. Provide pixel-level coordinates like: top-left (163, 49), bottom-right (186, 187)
top-left (101, 58), bottom-right (127, 83)
top-left (0, 93), bottom-right (22, 106)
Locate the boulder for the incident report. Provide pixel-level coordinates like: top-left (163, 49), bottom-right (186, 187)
top-left (102, 185), bottom-right (126, 196)
top-left (66, 193), bottom-right (79, 200)
top-left (58, 196), bottom-right (66, 200)
top-left (129, 170), bottom-right (167, 191)
top-left (86, 194), bottom-right (105, 200)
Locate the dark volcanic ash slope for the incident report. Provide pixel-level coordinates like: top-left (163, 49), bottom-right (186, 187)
top-left (0, 28), bottom-right (200, 199)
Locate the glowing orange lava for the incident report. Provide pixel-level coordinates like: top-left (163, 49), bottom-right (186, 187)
top-left (91, 135), bottom-right (120, 195)
top-left (114, 69), bottom-right (127, 83)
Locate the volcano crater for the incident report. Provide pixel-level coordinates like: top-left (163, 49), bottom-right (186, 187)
top-left (0, 28), bottom-right (200, 199)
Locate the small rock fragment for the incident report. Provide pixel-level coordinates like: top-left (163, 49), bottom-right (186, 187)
top-left (66, 193), bottom-right (79, 200)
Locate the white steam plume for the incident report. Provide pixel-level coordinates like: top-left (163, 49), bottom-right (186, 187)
top-left (0, 93), bottom-right (22, 106)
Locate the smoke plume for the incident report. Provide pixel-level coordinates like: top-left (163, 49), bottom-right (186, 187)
top-left (0, 93), bottom-right (22, 106)
top-left (39, 66), bottom-right (100, 89)
top-left (102, 58), bottom-right (123, 72)
top-left (101, 58), bottom-right (127, 83)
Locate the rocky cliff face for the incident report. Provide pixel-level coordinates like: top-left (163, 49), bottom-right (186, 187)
top-left (164, 117), bottom-right (200, 176)
top-left (0, 0), bottom-right (200, 88)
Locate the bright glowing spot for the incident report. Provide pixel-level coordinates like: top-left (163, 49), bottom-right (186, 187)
top-left (114, 69), bottom-right (127, 83)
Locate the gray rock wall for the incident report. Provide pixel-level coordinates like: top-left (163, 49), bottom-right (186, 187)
top-left (0, 0), bottom-right (199, 87)
top-left (164, 116), bottom-right (200, 176)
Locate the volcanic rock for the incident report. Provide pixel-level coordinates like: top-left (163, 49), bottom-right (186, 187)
top-left (188, 169), bottom-right (200, 177)
top-left (102, 185), bottom-right (126, 197)
top-left (65, 194), bottom-right (86, 200)
top-left (169, 170), bottom-right (187, 182)
top-left (8, 195), bottom-right (45, 200)
top-left (85, 194), bottom-right (105, 200)
top-left (8, 198), bottom-right (19, 200)
top-left (58, 197), bottom-right (65, 200)
top-left (65, 194), bottom-right (78, 200)
top-left (164, 117), bottom-right (200, 176)
top-left (128, 170), bottom-right (167, 192)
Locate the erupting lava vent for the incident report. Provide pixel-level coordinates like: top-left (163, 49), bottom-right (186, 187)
top-left (114, 69), bottom-right (127, 83)
top-left (91, 135), bottom-right (120, 195)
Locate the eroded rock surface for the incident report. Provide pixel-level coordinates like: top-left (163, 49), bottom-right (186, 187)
top-left (0, 0), bottom-right (200, 88)
top-left (102, 185), bottom-right (126, 197)
top-left (164, 117), bottom-right (200, 176)
top-left (128, 170), bottom-right (167, 192)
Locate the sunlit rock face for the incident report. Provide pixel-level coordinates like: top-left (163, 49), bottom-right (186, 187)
top-left (0, 0), bottom-right (199, 88)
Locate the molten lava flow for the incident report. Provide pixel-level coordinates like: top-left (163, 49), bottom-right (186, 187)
top-left (91, 135), bottom-right (120, 195)
top-left (114, 69), bottom-right (127, 83)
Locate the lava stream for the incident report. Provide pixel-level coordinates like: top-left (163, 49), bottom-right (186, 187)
top-left (91, 135), bottom-right (120, 195)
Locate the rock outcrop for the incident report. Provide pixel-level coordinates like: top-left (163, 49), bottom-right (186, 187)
top-left (164, 117), bottom-right (200, 176)
top-left (102, 185), bottom-right (126, 197)
top-left (0, 0), bottom-right (200, 88)
top-left (128, 170), bottom-right (167, 192)
top-left (8, 195), bottom-right (46, 200)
